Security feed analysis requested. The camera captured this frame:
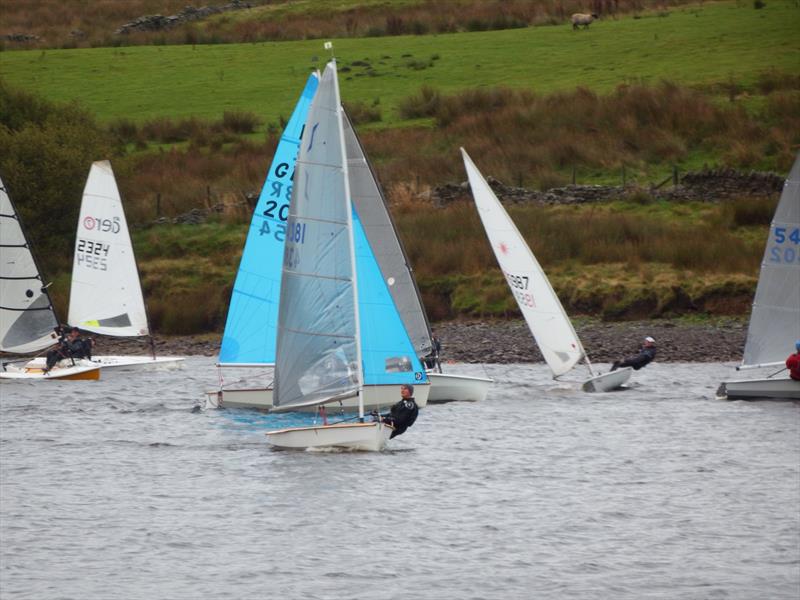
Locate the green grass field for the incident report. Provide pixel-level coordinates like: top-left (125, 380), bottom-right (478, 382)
top-left (1, 1), bottom-right (796, 125)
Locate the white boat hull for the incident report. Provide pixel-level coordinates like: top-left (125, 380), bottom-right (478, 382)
top-left (206, 382), bottom-right (430, 412)
top-left (581, 367), bottom-right (633, 393)
top-left (23, 355), bottom-right (184, 372)
top-left (0, 359), bottom-right (100, 381)
top-left (426, 372), bottom-right (493, 403)
top-left (266, 421), bottom-right (393, 451)
top-left (717, 377), bottom-right (800, 400)
top-left (89, 355), bottom-right (184, 371)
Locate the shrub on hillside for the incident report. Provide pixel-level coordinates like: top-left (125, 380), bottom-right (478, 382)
top-left (0, 82), bottom-right (116, 266)
top-left (344, 101), bottom-right (382, 125)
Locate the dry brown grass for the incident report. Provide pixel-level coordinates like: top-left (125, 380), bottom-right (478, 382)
top-left (0, 0), bottom-right (695, 48)
top-left (362, 81), bottom-right (800, 190)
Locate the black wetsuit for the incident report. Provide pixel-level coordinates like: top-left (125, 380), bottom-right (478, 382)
top-left (383, 397), bottom-right (419, 439)
top-left (612, 346), bottom-right (656, 371)
top-left (45, 337), bottom-right (93, 370)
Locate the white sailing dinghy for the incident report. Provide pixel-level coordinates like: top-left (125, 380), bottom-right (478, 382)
top-left (342, 110), bottom-right (493, 403)
top-left (718, 154), bottom-right (800, 400)
top-left (65, 161), bottom-right (183, 372)
top-left (0, 177), bottom-right (99, 381)
top-left (207, 74), bottom-right (432, 412)
top-left (461, 149), bottom-right (631, 392)
top-left (266, 60), bottom-right (423, 451)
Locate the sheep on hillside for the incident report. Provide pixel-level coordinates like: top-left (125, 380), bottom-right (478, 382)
top-left (571, 13), bottom-right (599, 30)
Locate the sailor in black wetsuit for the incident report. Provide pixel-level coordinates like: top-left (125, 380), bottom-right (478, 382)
top-left (44, 326), bottom-right (94, 372)
top-left (381, 384), bottom-right (419, 439)
top-left (611, 336), bottom-right (657, 371)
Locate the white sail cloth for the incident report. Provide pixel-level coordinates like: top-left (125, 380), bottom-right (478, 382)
top-left (742, 153), bottom-right (800, 368)
top-left (0, 178), bottom-right (59, 353)
top-left (68, 161), bottom-right (148, 337)
top-left (461, 149), bottom-right (586, 377)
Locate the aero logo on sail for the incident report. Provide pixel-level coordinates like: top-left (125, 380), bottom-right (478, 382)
top-left (83, 215), bottom-right (121, 234)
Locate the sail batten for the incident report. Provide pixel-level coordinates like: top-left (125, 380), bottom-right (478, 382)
top-left (0, 178), bottom-right (60, 354)
top-left (461, 149), bottom-right (586, 378)
top-left (741, 153), bottom-right (800, 368)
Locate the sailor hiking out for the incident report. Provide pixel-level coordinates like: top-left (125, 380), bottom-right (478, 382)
top-left (611, 336), bottom-right (657, 372)
top-left (376, 384), bottom-right (419, 439)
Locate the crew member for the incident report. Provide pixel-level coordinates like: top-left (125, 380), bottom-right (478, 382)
top-left (787, 341), bottom-right (800, 381)
top-left (611, 336), bottom-right (657, 371)
top-left (44, 326), bottom-right (94, 373)
top-left (380, 384), bottom-right (419, 439)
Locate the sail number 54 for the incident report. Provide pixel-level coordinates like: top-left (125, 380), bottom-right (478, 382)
top-left (769, 226), bottom-right (800, 264)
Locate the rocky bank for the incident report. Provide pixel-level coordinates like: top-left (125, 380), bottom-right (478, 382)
top-left (88, 318), bottom-right (748, 364)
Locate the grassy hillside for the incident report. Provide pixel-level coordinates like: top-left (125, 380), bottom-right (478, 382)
top-left (1, 2), bottom-right (796, 125)
top-left (1, 0), bottom-right (796, 334)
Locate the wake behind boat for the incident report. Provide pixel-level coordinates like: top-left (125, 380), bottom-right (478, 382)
top-left (461, 148), bottom-right (631, 393)
top-left (718, 153), bottom-right (800, 400)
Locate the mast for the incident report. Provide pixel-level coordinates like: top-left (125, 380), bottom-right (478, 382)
top-left (333, 60), bottom-right (365, 421)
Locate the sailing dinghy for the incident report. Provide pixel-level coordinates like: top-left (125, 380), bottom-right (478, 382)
top-left (718, 154), bottom-right (800, 400)
top-left (207, 73), bottom-right (432, 411)
top-left (66, 161), bottom-right (183, 372)
top-left (461, 149), bottom-right (631, 392)
top-left (266, 60), bottom-right (423, 450)
top-left (0, 178), bottom-right (99, 380)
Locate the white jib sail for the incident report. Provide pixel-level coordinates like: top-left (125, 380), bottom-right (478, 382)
top-left (68, 161), bottom-right (149, 337)
top-left (0, 177), bottom-right (60, 353)
top-left (461, 149), bottom-right (585, 377)
top-left (741, 153), bottom-right (800, 368)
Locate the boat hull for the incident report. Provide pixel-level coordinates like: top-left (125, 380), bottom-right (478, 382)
top-left (426, 372), bottom-right (493, 403)
top-left (266, 421), bottom-right (393, 451)
top-left (89, 355), bottom-right (184, 371)
top-left (206, 382), bottom-right (430, 412)
top-left (23, 355), bottom-right (184, 373)
top-left (581, 367), bottom-right (633, 393)
top-left (0, 359), bottom-right (100, 381)
top-left (717, 377), bottom-right (800, 400)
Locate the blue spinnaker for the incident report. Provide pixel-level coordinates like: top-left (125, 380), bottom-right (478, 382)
top-left (219, 73), bottom-right (319, 364)
top-left (353, 210), bottom-right (428, 386)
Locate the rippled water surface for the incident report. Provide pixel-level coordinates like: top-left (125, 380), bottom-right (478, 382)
top-left (1, 359), bottom-right (799, 599)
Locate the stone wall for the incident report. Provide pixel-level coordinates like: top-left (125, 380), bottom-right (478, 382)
top-left (432, 167), bottom-right (784, 207)
top-left (115, 1), bottom-right (252, 35)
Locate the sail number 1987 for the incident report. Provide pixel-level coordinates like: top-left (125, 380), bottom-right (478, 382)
top-left (504, 271), bottom-right (535, 308)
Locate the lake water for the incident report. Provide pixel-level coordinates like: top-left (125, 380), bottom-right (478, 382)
top-left (1, 359), bottom-right (798, 599)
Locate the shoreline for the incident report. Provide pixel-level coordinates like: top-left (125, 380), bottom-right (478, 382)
top-left (62, 318), bottom-right (749, 365)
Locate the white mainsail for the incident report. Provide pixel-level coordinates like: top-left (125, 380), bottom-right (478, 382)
top-left (0, 177), bottom-right (59, 353)
top-left (741, 153), bottom-right (800, 368)
top-left (273, 61), bottom-right (363, 410)
top-left (68, 161), bottom-right (149, 337)
top-left (461, 148), bottom-right (586, 378)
